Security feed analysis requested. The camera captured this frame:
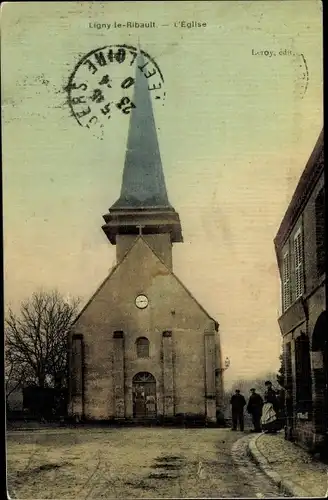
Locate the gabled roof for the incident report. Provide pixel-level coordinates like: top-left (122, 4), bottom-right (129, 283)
top-left (73, 236), bottom-right (219, 331)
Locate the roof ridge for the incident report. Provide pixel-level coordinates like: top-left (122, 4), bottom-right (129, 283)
top-left (73, 236), bottom-right (218, 330)
top-left (72, 236), bottom-right (142, 324)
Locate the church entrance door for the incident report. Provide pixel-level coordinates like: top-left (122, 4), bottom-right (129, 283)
top-left (132, 372), bottom-right (157, 420)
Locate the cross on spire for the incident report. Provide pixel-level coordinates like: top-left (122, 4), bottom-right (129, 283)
top-left (137, 224), bottom-right (144, 235)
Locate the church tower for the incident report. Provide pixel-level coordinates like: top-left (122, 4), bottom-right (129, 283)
top-left (102, 52), bottom-right (182, 270)
top-left (68, 51), bottom-right (223, 424)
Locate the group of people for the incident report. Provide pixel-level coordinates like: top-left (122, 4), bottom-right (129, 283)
top-left (230, 381), bottom-right (283, 433)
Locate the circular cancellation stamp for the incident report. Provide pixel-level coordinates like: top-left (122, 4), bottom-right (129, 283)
top-left (65, 45), bottom-right (165, 134)
top-left (287, 51), bottom-right (309, 100)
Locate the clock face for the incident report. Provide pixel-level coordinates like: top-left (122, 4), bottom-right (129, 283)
top-left (135, 294), bottom-right (149, 309)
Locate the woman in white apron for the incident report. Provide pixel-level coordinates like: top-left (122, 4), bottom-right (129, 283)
top-left (261, 400), bottom-right (278, 433)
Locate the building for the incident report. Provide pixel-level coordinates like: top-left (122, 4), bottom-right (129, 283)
top-left (6, 385), bottom-right (23, 413)
top-left (68, 52), bottom-right (223, 424)
top-left (274, 129), bottom-right (326, 452)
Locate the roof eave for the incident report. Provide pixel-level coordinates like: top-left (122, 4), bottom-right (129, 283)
top-left (274, 129), bottom-right (324, 250)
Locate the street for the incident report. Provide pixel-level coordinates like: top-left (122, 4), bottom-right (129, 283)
top-left (6, 427), bottom-right (287, 498)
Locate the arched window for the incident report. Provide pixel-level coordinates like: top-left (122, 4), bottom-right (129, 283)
top-left (136, 337), bottom-right (150, 358)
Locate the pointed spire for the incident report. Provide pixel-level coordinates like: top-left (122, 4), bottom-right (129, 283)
top-left (110, 50), bottom-right (172, 210)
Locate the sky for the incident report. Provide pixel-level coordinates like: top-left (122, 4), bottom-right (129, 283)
top-left (2, 1), bottom-right (323, 388)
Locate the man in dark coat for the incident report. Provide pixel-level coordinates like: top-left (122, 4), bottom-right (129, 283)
top-left (230, 389), bottom-right (246, 431)
top-left (247, 388), bottom-right (263, 432)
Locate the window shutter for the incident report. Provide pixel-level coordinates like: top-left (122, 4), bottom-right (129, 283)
top-left (282, 252), bottom-right (291, 311)
top-left (294, 230), bottom-right (303, 299)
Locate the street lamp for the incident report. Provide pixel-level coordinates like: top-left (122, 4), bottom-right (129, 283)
top-left (215, 357), bottom-right (230, 377)
top-left (224, 357), bottom-right (230, 371)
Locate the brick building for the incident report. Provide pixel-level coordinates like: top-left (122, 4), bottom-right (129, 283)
top-left (68, 52), bottom-right (223, 424)
top-left (274, 129), bottom-right (326, 452)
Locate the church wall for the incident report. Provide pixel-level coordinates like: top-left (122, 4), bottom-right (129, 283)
top-left (116, 233), bottom-right (172, 269)
top-left (215, 332), bottom-right (224, 414)
top-left (173, 328), bottom-right (207, 416)
top-left (116, 235), bottom-right (138, 263)
top-left (69, 333), bottom-right (84, 418)
top-left (143, 233), bottom-right (172, 270)
top-left (71, 237), bottom-right (220, 421)
top-left (80, 332), bottom-right (114, 420)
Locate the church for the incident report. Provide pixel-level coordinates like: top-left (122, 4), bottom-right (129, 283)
top-left (68, 52), bottom-right (223, 424)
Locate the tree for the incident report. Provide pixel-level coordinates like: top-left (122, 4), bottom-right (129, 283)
top-left (5, 290), bottom-right (80, 393)
top-left (276, 352), bottom-right (285, 388)
top-left (228, 371), bottom-right (280, 396)
top-left (223, 371), bottom-right (283, 416)
top-left (5, 346), bottom-right (34, 408)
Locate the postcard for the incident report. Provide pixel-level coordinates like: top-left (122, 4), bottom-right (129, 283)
top-left (3, 1), bottom-right (325, 498)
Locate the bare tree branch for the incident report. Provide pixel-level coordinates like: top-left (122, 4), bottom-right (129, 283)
top-left (5, 290), bottom-right (80, 394)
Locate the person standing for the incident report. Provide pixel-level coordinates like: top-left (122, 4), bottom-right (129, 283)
top-left (247, 388), bottom-right (263, 432)
top-left (264, 381), bottom-right (279, 412)
top-left (261, 381), bottom-right (279, 433)
top-left (230, 389), bottom-right (246, 431)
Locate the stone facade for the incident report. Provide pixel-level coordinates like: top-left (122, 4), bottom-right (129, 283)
top-left (68, 51), bottom-right (223, 424)
top-left (274, 129), bottom-right (326, 452)
top-left (68, 236), bottom-right (222, 423)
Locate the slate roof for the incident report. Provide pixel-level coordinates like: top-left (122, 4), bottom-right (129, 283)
top-left (111, 51), bottom-right (172, 210)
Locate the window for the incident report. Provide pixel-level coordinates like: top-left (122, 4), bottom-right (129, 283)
top-left (136, 337), bottom-right (149, 358)
top-left (293, 229), bottom-right (304, 299)
top-left (282, 251), bottom-right (291, 311)
top-left (315, 188), bottom-right (325, 277)
top-left (295, 333), bottom-right (312, 415)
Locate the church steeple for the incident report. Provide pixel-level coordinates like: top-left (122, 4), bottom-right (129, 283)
top-left (111, 51), bottom-right (171, 210)
top-left (102, 49), bottom-right (183, 249)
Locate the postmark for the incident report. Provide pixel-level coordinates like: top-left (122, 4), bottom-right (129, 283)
top-left (298, 53), bottom-right (309, 99)
top-left (65, 45), bottom-right (165, 134)
top-left (290, 52), bottom-right (309, 100)
top-left (251, 48), bottom-right (309, 99)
